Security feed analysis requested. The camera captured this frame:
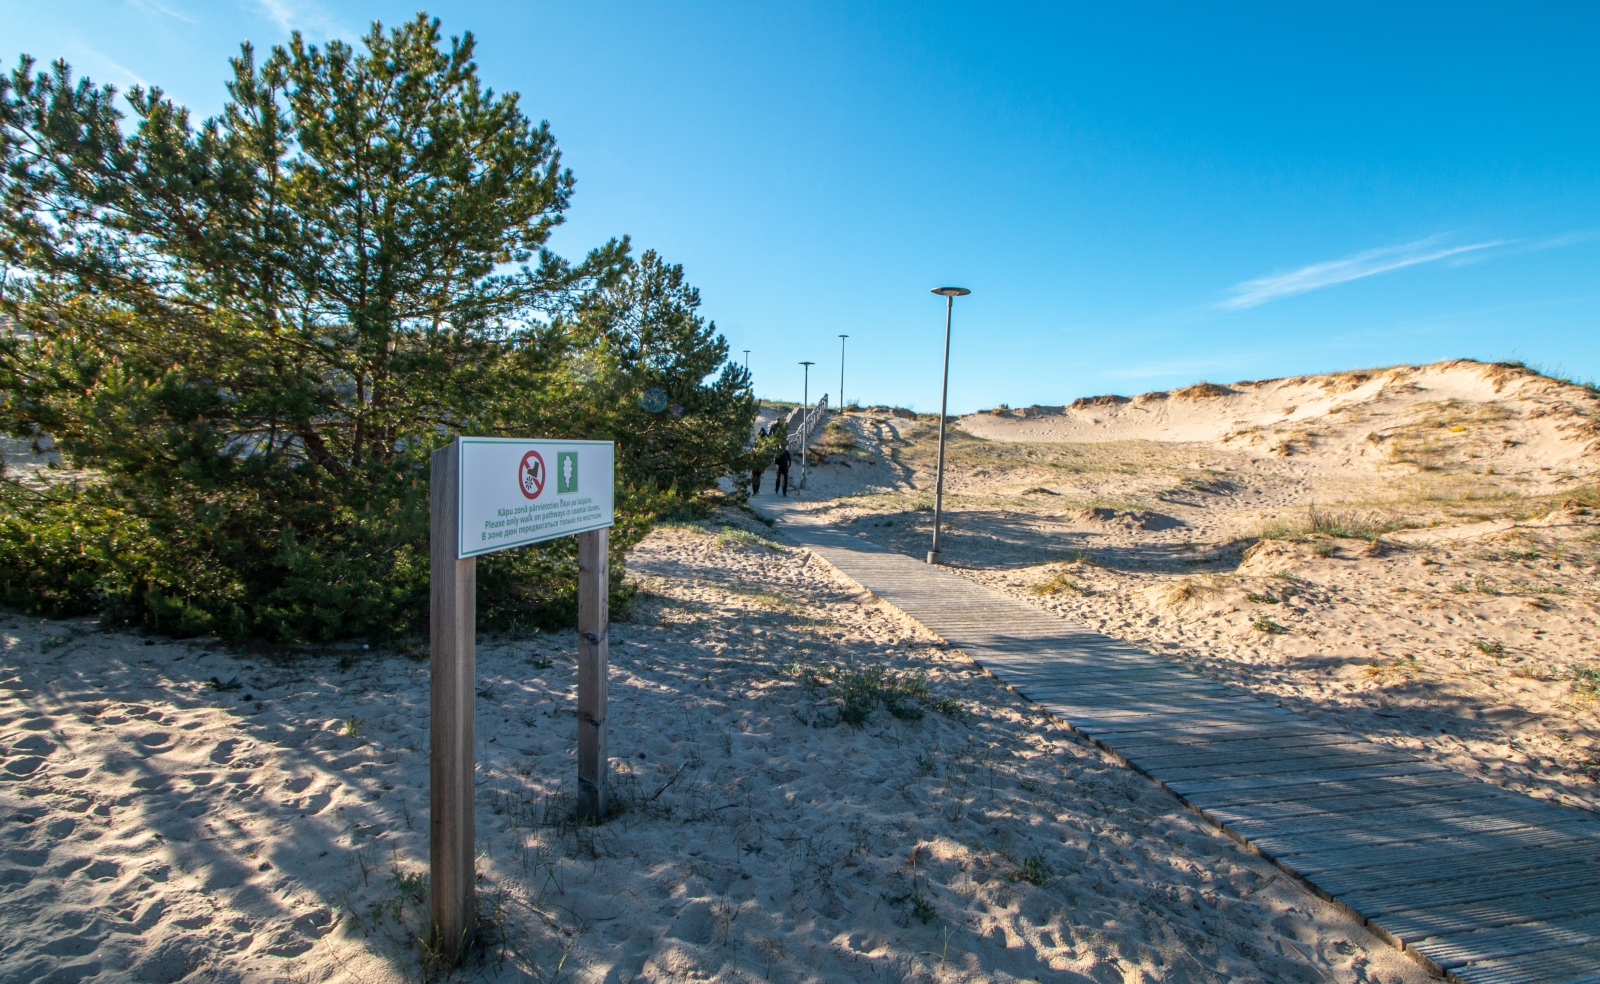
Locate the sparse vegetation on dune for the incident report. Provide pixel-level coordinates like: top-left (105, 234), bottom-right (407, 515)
top-left (794, 358), bottom-right (1600, 816)
top-left (1259, 505), bottom-right (1414, 543)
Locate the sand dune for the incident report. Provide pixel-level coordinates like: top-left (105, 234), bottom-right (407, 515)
top-left (957, 360), bottom-right (1600, 483)
top-left (766, 360), bottom-right (1600, 818)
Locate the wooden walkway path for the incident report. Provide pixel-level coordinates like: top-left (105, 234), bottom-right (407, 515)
top-left (766, 509), bottom-right (1600, 983)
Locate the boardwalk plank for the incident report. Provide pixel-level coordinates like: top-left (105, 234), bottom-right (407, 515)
top-left (1342, 862), bottom-right (1600, 917)
top-left (1384, 884), bottom-right (1600, 946)
top-left (1450, 940), bottom-right (1600, 984)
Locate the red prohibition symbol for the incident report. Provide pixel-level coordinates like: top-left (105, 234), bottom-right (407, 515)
top-left (518, 450), bottom-right (546, 499)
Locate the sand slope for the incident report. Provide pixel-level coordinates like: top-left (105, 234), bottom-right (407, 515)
top-left (958, 361), bottom-right (1600, 484)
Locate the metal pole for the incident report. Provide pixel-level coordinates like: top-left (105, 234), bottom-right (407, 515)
top-left (929, 296), bottom-right (954, 564)
top-left (838, 334), bottom-right (848, 411)
top-left (799, 361), bottom-right (814, 490)
top-left (743, 349), bottom-right (750, 372)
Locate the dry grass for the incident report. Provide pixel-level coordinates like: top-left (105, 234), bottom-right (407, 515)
top-left (1260, 506), bottom-right (1412, 543)
top-left (1031, 572), bottom-right (1083, 596)
top-left (1376, 399), bottom-right (1516, 471)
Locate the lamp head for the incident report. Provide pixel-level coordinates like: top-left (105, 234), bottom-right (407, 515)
top-left (931, 287), bottom-right (971, 297)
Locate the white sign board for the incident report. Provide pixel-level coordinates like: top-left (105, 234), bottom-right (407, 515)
top-left (456, 438), bottom-right (615, 558)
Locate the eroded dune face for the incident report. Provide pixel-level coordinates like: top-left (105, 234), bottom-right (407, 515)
top-left (957, 360), bottom-right (1600, 485)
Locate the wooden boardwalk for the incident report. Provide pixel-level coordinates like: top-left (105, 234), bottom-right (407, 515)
top-left (768, 511), bottom-right (1600, 983)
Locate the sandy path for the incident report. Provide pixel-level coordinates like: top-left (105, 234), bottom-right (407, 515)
top-left (0, 519), bottom-right (1427, 983)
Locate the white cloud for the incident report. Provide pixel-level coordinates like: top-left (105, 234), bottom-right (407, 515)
top-left (1220, 235), bottom-right (1508, 310)
top-left (66, 42), bottom-right (149, 90)
top-left (248, 0), bottom-right (353, 40)
top-left (128, 0), bottom-right (198, 24)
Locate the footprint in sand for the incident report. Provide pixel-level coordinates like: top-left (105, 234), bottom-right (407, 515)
top-left (81, 859), bottom-right (120, 881)
top-left (2, 756), bottom-right (46, 777)
top-left (209, 738), bottom-right (244, 764)
top-left (9, 733), bottom-right (56, 755)
top-left (299, 789), bottom-right (335, 815)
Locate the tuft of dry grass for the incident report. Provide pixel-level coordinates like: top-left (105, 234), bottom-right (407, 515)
top-left (1260, 506), bottom-right (1411, 543)
top-left (714, 525), bottom-right (784, 551)
top-left (1573, 668), bottom-right (1600, 700)
top-left (1364, 655), bottom-right (1419, 680)
top-left (1031, 572), bottom-right (1083, 596)
top-left (1171, 381), bottom-right (1233, 399)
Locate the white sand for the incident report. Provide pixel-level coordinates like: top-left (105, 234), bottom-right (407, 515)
top-left (0, 521), bottom-right (1427, 983)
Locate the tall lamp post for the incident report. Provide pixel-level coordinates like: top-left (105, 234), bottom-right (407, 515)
top-left (927, 287), bottom-right (970, 564)
top-left (743, 349), bottom-right (750, 373)
top-left (838, 334), bottom-right (849, 411)
top-left (799, 361), bottom-right (815, 490)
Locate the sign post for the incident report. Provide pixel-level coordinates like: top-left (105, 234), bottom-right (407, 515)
top-left (576, 527), bottom-right (608, 820)
top-left (428, 437), bottom-right (614, 962)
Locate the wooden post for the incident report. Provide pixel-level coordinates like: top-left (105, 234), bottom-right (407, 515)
top-left (429, 440), bottom-right (476, 961)
top-left (576, 527), bottom-right (609, 822)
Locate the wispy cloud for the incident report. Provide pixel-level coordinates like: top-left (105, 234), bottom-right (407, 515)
top-left (129, 0), bottom-right (198, 24)
top-left (1507, 227), bottom-right (1600, 255)
top-left (66, 42), bottom-right (149, 90)
top-left (249, 0), bottom-right (353, 40)
top-left (1220, 235), bottom-right (1508, 310)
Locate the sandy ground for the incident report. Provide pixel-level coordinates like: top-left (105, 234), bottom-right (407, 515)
top-left (764, 359), bottom-right (1600, 817)
top-left (0, 521), bottom-right (1428, 984)
top-left (8, 357), bottom-right (1594, 983)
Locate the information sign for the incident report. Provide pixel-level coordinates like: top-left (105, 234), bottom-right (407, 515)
top-left (429, 436), bottom-right (617, 961)
top-left (456, 438), bottom-right (615, 558)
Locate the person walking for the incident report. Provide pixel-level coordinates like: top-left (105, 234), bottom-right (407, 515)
top-left (750, 459), bottom-right (765, 496)
top-left (774, 447), bottom-right (792, 496)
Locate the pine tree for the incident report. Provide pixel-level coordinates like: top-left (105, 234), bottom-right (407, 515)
top-left (0, 16), bottom-right (754, 639)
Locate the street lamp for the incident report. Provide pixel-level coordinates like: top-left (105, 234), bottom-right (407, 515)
top-left (743, 349), bottom-right (750, 373)
top-left (838, 334), bottom-right (849, 411)
top-left (799, 361), bottom-right (815, 490)
top-left (927, 287), bottom-right (970, 564)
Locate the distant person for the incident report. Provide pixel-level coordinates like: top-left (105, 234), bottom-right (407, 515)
top-left (750, 458), bottom-right (765, 496)
top-left (774, 447), bottom-right (792, 496)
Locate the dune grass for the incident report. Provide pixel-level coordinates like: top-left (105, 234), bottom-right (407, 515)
top-left (1260, 506), bottom-right (1413, 543)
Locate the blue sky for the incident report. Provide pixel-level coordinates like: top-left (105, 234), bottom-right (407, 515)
top-left (5, 2), bottom-right (1600, 412)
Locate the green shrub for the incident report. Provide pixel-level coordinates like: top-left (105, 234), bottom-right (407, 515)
top-left (832, 666), bottom-right (941, 725)
top-left (0, 19), bottom-right (752, 640)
